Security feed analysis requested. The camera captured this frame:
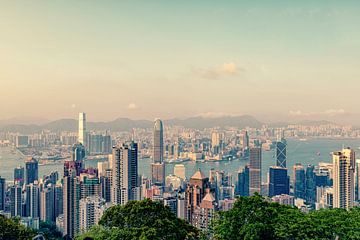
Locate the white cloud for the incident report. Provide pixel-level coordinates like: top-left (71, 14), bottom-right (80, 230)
top-left (193, 62), bottom-right (244, 80)
top-left (324, 109), bottom-right (346, 116)
top-left (127, 103), bottom-right (138, 110)
top-left (196, 112), bottom-right (239, 118)
top-left (289, 109), bottom-right (346, 117)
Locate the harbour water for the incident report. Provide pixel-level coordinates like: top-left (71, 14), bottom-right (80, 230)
top-left (1, 138), bottom-right (360, 183)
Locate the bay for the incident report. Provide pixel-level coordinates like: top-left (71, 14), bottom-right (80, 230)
top-left (1, 139), bottom-right (360, 183)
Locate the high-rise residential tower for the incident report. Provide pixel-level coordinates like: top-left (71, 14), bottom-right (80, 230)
top-left (151, 119), bottom-right (165, 186)
top-left (249, 147), bottom-right (262, 196)
top-left (63, 170), bottom-right (80, 239)
top-left (78, 112), bottom-right (86, 146)
top-left (111, 142), bottom-right (139, 205)
top-left (333, 148), bottom-right (355, 209)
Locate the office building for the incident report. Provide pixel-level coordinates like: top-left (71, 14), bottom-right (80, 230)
top-left (236, 165), bottom-right (249, 196)
top-left (249, 147), bottom-right (262, 196)
top-left (152, 119), bottom-right (165, 186)
top-left (268, 166), bottom-right (289, 197)
top-left (333, 148), bottom-right (355, 209)
top-left (185, 169), bottom-right (210, 223)
top-left (14, 166), bottom-right (24, 186)
top-left (25, 157), bottom-right (38, 185)
top-left (72, 143), bottom-right (86, 176)
top-left (293, 163), bottom-right (305, 199)
top-left (275, 137), bottom-right (287, 168)
top-left (78, 112), bottom-right (86, 147)
top-left (305, 165), bottom-right (316, 205)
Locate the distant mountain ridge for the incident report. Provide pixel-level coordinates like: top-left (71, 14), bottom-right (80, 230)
top-left (0, 115), bottom-right (338, 134)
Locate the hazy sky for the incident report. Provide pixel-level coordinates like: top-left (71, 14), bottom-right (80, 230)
top-left (1, 1), bottom-right (360, 123)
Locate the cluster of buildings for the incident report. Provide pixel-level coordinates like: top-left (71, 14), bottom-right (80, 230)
top-left (1, 113), bottom-right (360, 239)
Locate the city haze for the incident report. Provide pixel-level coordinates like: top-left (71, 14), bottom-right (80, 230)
top-left (1, 1), bottom-right (360, 124)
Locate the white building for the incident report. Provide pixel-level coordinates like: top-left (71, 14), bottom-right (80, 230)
top-left (333, 148), bottom-right (355, 209)
top-left (79, 196), bottom-right (106, 233)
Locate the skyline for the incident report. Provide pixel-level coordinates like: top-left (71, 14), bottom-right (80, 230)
top-left (1, 1), bottom-right (360, 124)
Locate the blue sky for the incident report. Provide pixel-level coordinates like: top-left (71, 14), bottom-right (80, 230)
top-left (1, 1), bottom-right (360, 123)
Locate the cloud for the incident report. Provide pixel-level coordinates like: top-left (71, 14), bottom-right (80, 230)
top-left (289, 109), bottom-right (346, 117)
top-left (192, 62), bottom-right (244, 80)
top-left (127, 103), bottom-right (138, 110)
top-left (324, 109), bottom-right (346, 116)
top-left (196, 112), bottom-right (240, 118)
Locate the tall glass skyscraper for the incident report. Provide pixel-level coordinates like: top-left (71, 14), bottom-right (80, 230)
top-left (305, 164), bottom-right (316, 206)
top-left (249, 147), bottom-right (262, 196)
top-left (276, 137), bottom-right (287, 168)
top-left (78, 112), bottom-right (86, 147)
top-left (151, 119), bottom-right (165, 186)
top-left (293, 163), bottom-right (305, 199)
top-left (25, 157), bottom-right (38, 185)
top-left (268, 166), bottom-right (289, 197)
top-left (236, 165), bottom-right (249, 196)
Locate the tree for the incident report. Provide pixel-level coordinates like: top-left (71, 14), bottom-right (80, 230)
top-left (77, 199), bottom-right (200, 240)
top-left (213, 194), bottom-right (360, 240)
top-left (37, 221), bottom-right (63, 240)
top-left (0, 215), bottom-right (35, 240)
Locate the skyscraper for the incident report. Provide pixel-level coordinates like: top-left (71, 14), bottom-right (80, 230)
top-left (25, 182), bottom-right (40, 219)
top-left (293, 163), bottom-right (306, 199)
top-left (111, 142), bottom-right (139, 205)
top-left (242, 130), bottom-right (249, 149)
top-left (78, 112), bottom-right (86, 147)
top-left (268, 166), bottom-right (289, 197)
top-left (0, 177), bottom-right (5, 211)
top-left (79, 196), bottom-right (106, 233)
top-left (275, 137), bottom-right (287, 168)
top-left (356, 159), bottom-right (360, 201)
top-left (10, 185), bottom-right (22, 217)
top-left (151, 119), bottom-right (165, 186)
top-left (236, 165), bottom-right (249, 196)
top-left (333, 148), bottom-right (355, 209)
top-left (305, 164), bottom-right (316, 205)
top-left (249, 147), bottom-right (262, 196)
top-left (25, 157), bottom-right (38, 185)
top-left (14, 166), bottom-right (24, 186)
top-left (186, 169), bottom-right (210, 224)
top-left (72, 143), bottom-right (86, 176)
top-left (63, 171), bottom-right (80, 239)
top-left (41, 185), bottom-right (55, 223)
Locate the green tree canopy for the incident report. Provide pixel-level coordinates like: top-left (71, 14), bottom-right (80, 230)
top-left (0, 215), bottom-right (35, 240)
top-left (213, 194), bottom-right (360, 240)
top-left (77, 199), bottom-right (200, 240)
